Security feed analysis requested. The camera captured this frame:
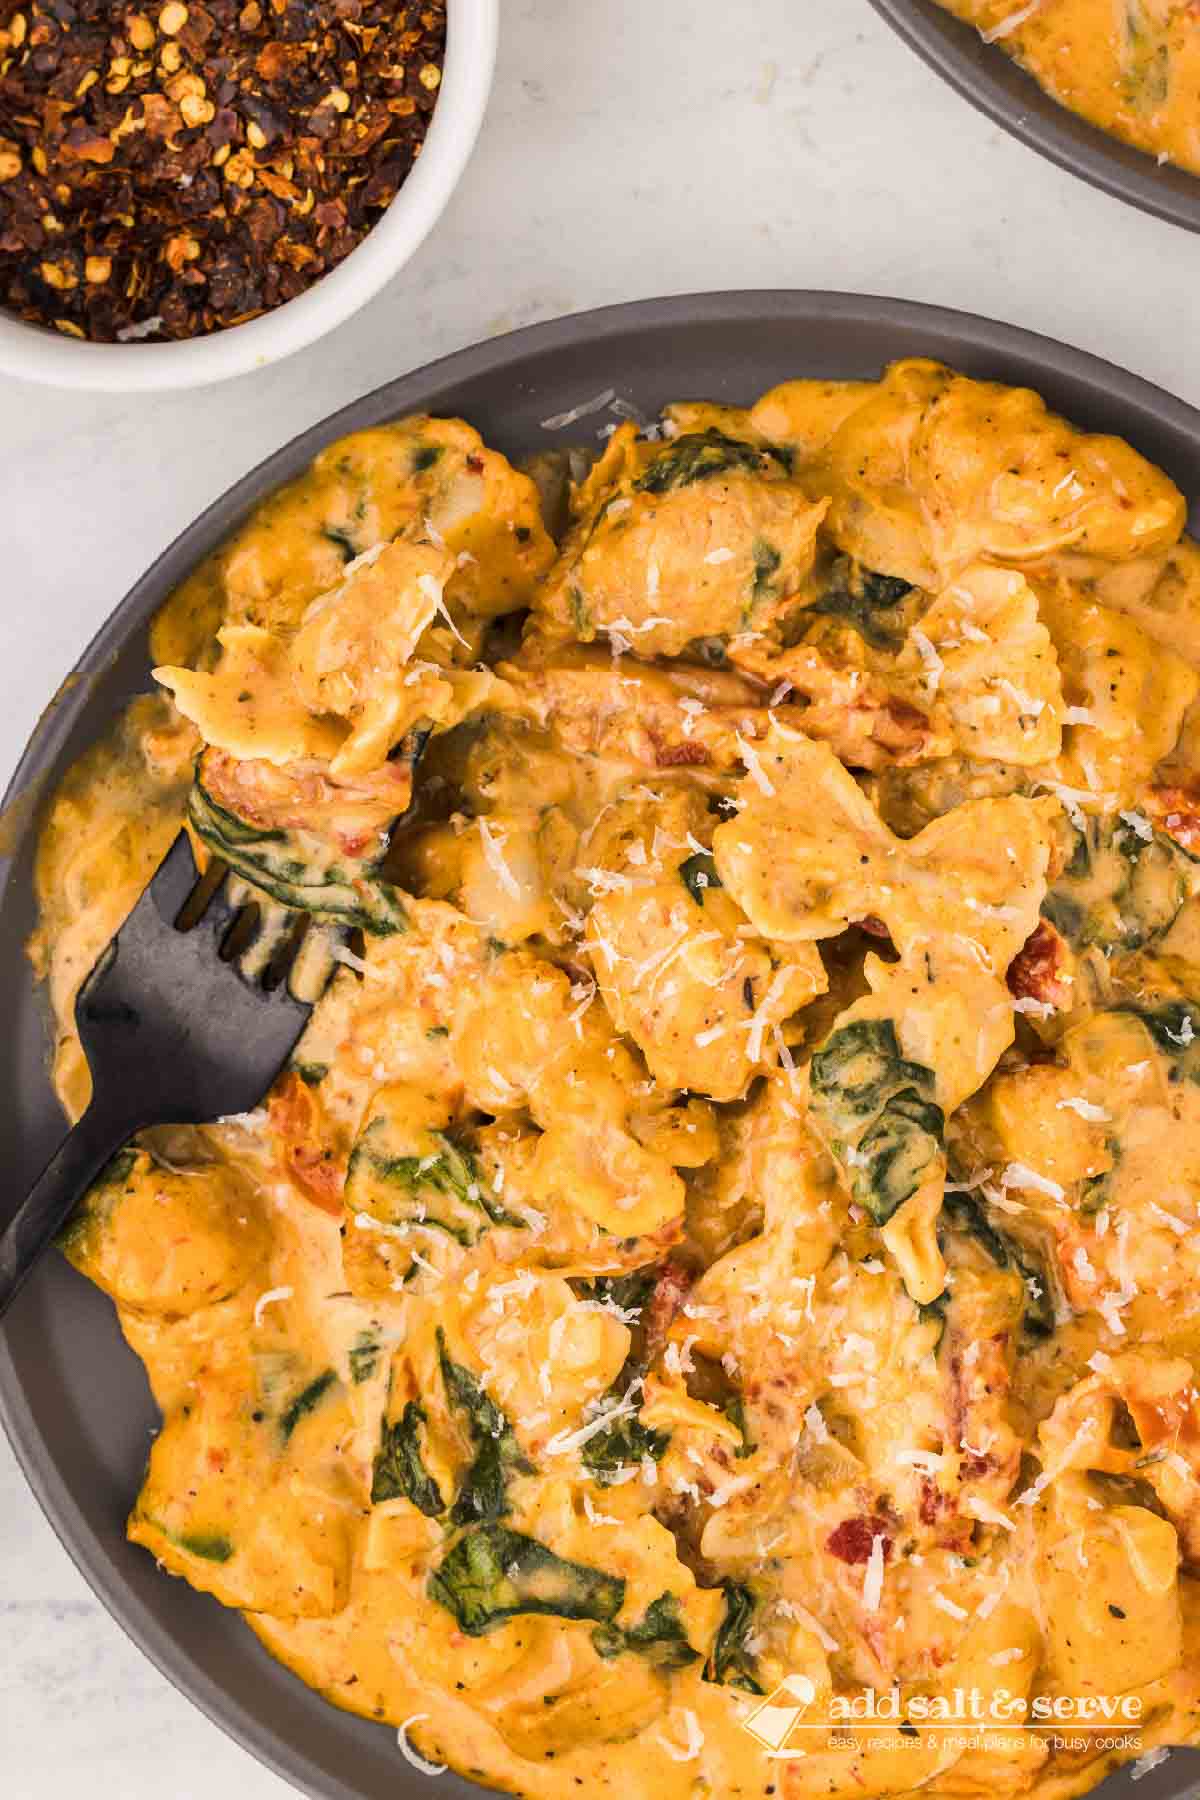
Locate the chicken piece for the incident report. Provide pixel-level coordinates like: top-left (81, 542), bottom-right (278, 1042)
top-left (588, 879), bottom-right (824, 1101)
top-left (505, 642), bottom-right (938, 775)
top-left (748, 377), bottom-right (879, 462)
top-left (406, 806), bottom-right (579, 946)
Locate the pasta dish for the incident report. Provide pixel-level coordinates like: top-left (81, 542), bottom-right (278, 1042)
top-left (29, 358), bottom-right (1200, 1797)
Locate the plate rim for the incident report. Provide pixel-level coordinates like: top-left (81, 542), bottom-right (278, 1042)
top-left (3, 288), bottom-right (1200, 1800)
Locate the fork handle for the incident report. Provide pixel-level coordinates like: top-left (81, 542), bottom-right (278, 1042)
top-left (0, 1108), bottom-right (141, 1320)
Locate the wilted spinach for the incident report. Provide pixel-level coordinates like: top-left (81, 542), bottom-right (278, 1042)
top-left (428, 1524), bottom-right (625, 1636)
top-left (810, 1018), bottom-right (944, 1225)
top-left (371, 1400), bottom-right (445, 1516)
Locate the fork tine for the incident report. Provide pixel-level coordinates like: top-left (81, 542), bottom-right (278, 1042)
top-left (145, 830), bottom-right (205, 924)
top-left (144, 831), bottom-right (331, 1003)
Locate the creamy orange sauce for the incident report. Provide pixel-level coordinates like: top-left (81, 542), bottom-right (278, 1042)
top-left (33, 367), bottom-right (1200, 1798)
top-left (937, 0), bottom-right (1200, 176)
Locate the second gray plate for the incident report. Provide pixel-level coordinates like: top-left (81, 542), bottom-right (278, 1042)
top-left (868, 0), bottom-right (1200, 235)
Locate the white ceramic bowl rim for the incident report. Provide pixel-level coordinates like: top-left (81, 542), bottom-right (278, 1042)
top-left (0, 0), bottom-right (497, 392)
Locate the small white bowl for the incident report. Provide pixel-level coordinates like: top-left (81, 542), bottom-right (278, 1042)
top-left (0, 0), bottom-right (497, 392)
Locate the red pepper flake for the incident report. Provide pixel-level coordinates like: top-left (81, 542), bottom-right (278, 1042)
top-left (0, 0), bottom-right (446, 341)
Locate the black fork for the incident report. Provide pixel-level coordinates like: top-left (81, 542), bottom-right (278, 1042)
top-left (0, 833), bottom-right (318, 1318)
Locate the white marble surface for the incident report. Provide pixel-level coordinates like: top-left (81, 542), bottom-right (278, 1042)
top-left (3, 1), bottom-right (1200, 1794)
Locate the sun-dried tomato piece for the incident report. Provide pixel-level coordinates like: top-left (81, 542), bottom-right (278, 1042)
top-left (643, 1258), bottom-right (695, 1362)
top-left (1146, 784), bottom-right (1200, 856)
top-left (1007, 919), bottom-right (1071, 1011)
top-left (826, 1515), bottom-right (894, 1565)
top-left (267, 1069), bottom-right (345, 1215)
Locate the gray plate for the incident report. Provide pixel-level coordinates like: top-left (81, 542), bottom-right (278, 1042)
top-left (867, 0), bottom-right (1200, 235)
top-left (2, 293), bottom-right (1199, 1800)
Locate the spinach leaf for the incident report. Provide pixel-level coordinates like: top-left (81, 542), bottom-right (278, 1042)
top-left (1017, 1256), bottom-right (1055, 1340)
top-left (801, 559), bottom-right (914, 651)
top-left (292, 1061), bottom-right (329, 1088)
top-left (57, 1145), bottom-right (140, 1252)
top-left (190, 769), bottom-right (409, 936)
top-left (593, 1592), bottom-right (699, 1669)
top-left (279, 1368), bottom-right (338, 1440)
top-left (679, 851), bottom-right (722, 905)
top-left (322, 526), bottom-right (361, 563)
top-left (722, 1393), bottom-right (754, 1458)
top-left (704, 1582), bottom-right (764, 1693)
top-left (940, 1189), bottom-right (1054, 1340)
top-left (349, 1329), bottom-right (382, 1384)
top-left (576, 1269), bottom-right (657, 1317)
top-left (179, 1531), bottom-right (235, 1563)
top-left (1118, 1001), bottom-right (1200, 1081)
top-left (942, 1188), bottom-right (1011, 1268)
top-left (568, 584), bottom-right (592, 638)
top-left (438, 1331), bottom-right (533, 1524)
top-left (633, 430), bottom-right (789, 496)
top-left (918, 1290), bottom-right (949, 1348)
top-left (371, 1401), bottom-right (445, 1516)
top-left (682, 635), bottom-right (730, 669)
top-left (810, 1019), bottom-right (944, 1224)
top-left (1042, 817), bottom-right (1193, 954)
top-left (429, 1524), bottom-right (625, 1636)
top-left (581, 1405), bottom-right (670, 1486)
top-left (347, 1122), bottom-right (525, 1246)
top-left (751, 538), bottom-right (782, 604)
top-left (572, 1268), bottom-right (670, 1483)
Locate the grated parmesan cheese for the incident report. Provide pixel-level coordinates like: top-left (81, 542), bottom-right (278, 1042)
top-left (862, 1534), bottom-right (886, 1613)
top-left (965, 1496), bottom-right (1016, 1532)
top-left (911, 629), bottom-right (944, 691)
top-left (253, 1286), bottom-right (293, 1327)
top-left (1056, 1097), bottom-right (1109, 1122)
top-left (981, 0), bottom-right (1044, 41)
top-left (540, 388), bottom-right (616, 430)
top-left (397, 1715), bottom-right (447, 1778)
top-left (655, 1710), bottom-right (705, 1763)
top-left (1001, 1162), bottom-right (1064, 1201)
top-left (735, 732), bottom-right (776, 797)
top-left (931, 1588), bottom-right (969, 1622)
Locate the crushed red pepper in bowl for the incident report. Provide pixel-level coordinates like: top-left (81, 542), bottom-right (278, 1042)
top-left (0, 0), bottom-right (446, 342)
